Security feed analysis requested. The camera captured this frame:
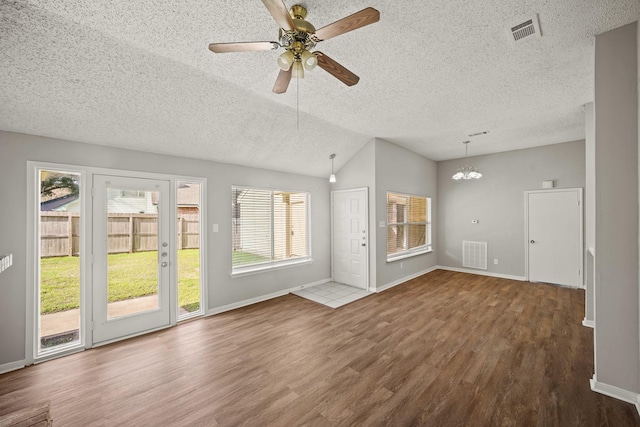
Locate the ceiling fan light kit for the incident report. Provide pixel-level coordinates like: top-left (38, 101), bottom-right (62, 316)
top-left (277, 50), bottom-right (294, 70)
top-left (208, 1), bottom-right (380, 93)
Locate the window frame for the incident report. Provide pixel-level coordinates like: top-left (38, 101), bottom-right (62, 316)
top-left (386, 191), bottom-right (432, 262)
top-left (231, 185), bottom-right (312, 277)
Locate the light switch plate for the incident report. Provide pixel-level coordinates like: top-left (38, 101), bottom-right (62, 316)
top-left (212, 224), bottom-right (219, 233)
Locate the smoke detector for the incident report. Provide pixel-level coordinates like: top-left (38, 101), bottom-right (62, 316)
top-left (508, 15), bottom-right (541, 44)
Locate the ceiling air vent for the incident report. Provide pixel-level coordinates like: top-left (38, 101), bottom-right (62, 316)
top-left (468, 130), bottom-right (489, 138)
top-left (508, 15), bottom-right (541, 43)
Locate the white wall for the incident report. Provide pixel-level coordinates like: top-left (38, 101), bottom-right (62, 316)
top-left (0, 131), bottom-right (332, 367)
top-left (437, 141), bottom-right (586, 278)
top-left (593, 21), bottom-right (639, 395)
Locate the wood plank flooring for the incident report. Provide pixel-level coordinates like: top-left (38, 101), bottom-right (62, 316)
top-left (1, 270), bottom-right (639, 426)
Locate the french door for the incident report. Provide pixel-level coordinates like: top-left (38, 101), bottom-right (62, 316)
top-left (92, 175), bottom-right (171, 344)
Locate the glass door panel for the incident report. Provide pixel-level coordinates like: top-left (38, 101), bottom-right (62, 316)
top-left (92, 175), bottom-right (170, 344)
top-left (38, 169), bottom-right (82, 354)
top-left (176, 181), bottom-right (203, 320)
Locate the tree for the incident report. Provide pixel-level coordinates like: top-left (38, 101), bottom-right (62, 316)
top-left (40, 173), bottom-right (79, 197)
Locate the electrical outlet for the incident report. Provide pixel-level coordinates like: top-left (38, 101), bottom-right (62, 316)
top-left (494, 259), bottom-right (499, 265)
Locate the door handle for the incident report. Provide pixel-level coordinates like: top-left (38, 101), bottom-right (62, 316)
top-left (530, 240), bottom-right (535, 244)
top-left (361, 243), bottom-right (366, 247)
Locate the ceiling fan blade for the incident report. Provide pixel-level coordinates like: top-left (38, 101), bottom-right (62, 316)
top-left (315, 52), bottom-right (360, 86)
top-left (314, 7), bottom-right (380, 41)
top-left (261, 0), bottom-right (295, 31)
top-left (208, 41), bottom-right (279, 53)
top-left (273, 68), bottom-right (293, 94)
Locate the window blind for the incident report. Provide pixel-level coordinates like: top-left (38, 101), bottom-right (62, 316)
top-left (387, 192), bottom-right (431, 260)
top-left (232, 186), bottom-right (310, 272)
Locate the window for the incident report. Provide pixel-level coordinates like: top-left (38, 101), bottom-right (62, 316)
top-left (37, 168), bottom-right (84, 357)
top-left (176, 181), bottom-right (204, 320)
top-left (232, 186), bottom-right (310, 274)
top-left (386, 192), bottom-right (431, 261)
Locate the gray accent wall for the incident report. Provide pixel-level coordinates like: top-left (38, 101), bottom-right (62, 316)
top-left (331, 139), bottom-right (377, 288)
top-left (437, 141), bottom-right (585, 278)
top-left (593, 21), bottom-right (639, 394)
top-left (333, 138), bottom-right (438, 291)
top-left (373, 139), bottom-right (438, 289)
top-left (0, 131), bottom-right (332, 367)
top-left (585, 102), bottom-right (595, 324)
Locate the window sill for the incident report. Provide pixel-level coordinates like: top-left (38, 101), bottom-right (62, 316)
top-left (387, 248), bottom-right (433, 263)
top-left (231, 258), bottom-right (313, 278)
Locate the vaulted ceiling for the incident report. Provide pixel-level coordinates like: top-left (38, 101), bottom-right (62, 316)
top-left (1, 1), bottom-right (639, 177)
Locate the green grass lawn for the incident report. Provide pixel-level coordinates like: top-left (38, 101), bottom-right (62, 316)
top-left (40, 249), bottom-right (202, 314)
top-left (40, 249), bottom-right (267, 314)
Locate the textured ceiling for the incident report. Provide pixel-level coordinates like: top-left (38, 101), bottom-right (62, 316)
top-left (1, 1), bottom-right (639, 177)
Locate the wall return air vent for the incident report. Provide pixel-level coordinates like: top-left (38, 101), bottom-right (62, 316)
top-left (463, 240), bottom-right (487, 270)
top-left (508, 15), bottom-right (541, 43)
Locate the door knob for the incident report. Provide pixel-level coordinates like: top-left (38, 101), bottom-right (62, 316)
top-left (161, 261), bottom-right (168, 267)
top-left (361, 243), bottom-right (366, 247)
top-left (530, 240), bottom-right (535, 244)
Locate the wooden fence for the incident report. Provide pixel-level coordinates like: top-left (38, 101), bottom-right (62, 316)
top-left (40, 212), bottom-right (200, 258)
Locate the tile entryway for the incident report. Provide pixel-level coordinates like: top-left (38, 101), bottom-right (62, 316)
top-left (291, 282), bottom-right (372, 308)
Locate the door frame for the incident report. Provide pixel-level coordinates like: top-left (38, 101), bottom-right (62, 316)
top-left (26, 161), bottom-right (207, 363)
top-left (524, 188), bottom-right (584, 288)
top-left (330, 187), bottom-right (370, 290)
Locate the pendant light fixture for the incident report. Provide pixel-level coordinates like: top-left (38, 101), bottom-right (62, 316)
top-left (329, 153), bottom-right (337, 183)
top-left (452, 141), bottom-right (482, 180)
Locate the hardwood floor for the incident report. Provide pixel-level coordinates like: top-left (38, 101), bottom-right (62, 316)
top-left (1, 270), bottom-right (639, 426)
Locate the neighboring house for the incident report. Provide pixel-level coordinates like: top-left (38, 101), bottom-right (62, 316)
top-left (42, 185), bottom-right (200, 215)
top-left (177, 183), bottom-right (200, 216)
top-left (40, 194), bottom-right (79, 212)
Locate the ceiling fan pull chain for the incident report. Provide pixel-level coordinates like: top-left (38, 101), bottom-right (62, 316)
top-left (296, 74), bottom-right (300, 131)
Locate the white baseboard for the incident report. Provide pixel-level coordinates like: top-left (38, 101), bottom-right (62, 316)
top-left (206, 278), bottom-right (331, 317)
top-left (436, 265), bottom-right (526, 281)
top-left (582, 318), bottom-right (595, 328)
top-left (375, 266), bottom-right (439, 293)
top-left (0, 360), bottom-right (25, 375)
top-left (590, 375), bottom-right (640, 415)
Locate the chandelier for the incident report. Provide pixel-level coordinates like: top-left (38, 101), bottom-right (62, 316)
top-left (452, 141), bottom-right (482, 180)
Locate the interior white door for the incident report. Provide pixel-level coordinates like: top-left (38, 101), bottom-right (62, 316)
top-left (332, 188), bottom-right (368, 289)
top-left (92, 175), bottom-right (171, 344)
top-left (527, 189), bottom-right (582, 288)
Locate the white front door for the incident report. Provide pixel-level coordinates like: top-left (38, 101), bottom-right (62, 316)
top-left (527, 189), bottom-right (582, 288)
top-left (332, 188), bottom-right (369, 289)
top-left (92, 175), bottom-right (171, 344)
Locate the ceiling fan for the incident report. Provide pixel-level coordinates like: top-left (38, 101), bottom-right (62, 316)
top-left (208, 0), bottom-right (380, 94)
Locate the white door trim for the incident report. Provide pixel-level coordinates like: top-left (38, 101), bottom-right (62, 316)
top-left (26, 161), bottom-right (207, 364)
top-left (330, 187), bottom-right (370, 290)
top-left (524, 187), bottom-right (584, 288)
